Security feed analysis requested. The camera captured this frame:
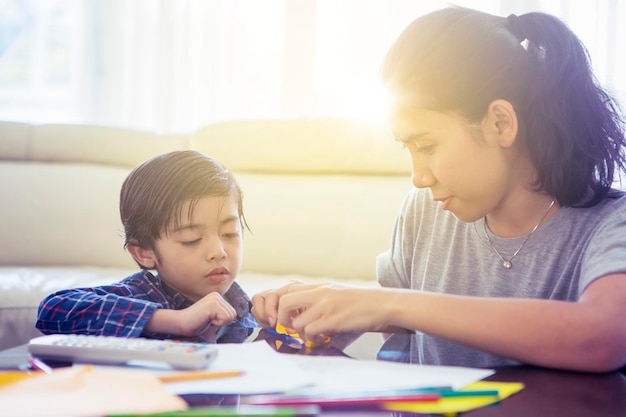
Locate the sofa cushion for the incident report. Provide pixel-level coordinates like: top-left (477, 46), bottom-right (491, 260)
top-left (0, 161), bottom-right (136, 269)
top-left (237, 172), bottom-right (411, 280)
top-left (0, 121), bottom-right (30, 160)
top-left (30, 124), bottom-right (189, 168)
top-left (0, 161), bottom-right (411, 280)
top-left (191, 118), bottom-right (412, 175)
top-left (0, 267), bottom-right (132, 350)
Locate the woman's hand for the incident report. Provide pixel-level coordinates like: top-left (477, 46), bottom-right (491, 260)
top-left (250, 280), bottom-right (308, 328)
top-left (276, 284), bottom-right (397, 344)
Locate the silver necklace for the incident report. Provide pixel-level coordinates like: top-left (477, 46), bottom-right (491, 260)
top-left (481, 200), bottom-right (556, 269)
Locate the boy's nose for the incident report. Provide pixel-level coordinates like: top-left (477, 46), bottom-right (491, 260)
top-left (206, 240), bottom-right (227, 261)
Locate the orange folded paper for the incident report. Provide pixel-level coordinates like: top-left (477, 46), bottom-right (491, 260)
top-left (275, 323), bottom-right (330, 348)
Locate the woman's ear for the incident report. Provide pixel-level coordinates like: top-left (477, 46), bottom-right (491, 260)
top-left (481, 99), bottom-right (518, 148)
top-left (126, 244), bottom-right (157, 269)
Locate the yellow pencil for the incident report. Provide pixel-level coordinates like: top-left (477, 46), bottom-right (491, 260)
top-left (158, 370), bottom-right (243, 383)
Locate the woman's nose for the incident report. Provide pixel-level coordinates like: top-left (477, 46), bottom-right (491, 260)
top-left (411, 161), bottom-right (436, 189)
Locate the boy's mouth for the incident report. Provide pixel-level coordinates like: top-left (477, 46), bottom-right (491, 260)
top-left (206, 267), bottom-right (229, 283)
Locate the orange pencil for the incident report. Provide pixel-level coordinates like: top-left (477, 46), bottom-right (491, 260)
top-left (158, 370), bottom-right (243, 383)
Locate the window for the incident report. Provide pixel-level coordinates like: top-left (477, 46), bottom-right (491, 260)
top-left (0, 0), bottom-right (624, 134)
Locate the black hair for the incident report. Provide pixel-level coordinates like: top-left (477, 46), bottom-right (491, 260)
top-left (381, 6), bottom-right (626, 207)
top-left (120, 150), bottom-right (248, 268)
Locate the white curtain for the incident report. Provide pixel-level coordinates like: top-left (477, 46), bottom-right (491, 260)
top-left (81, 0), bottom-right (288, 133)
top-left (0, 0), bottom-right (623, 133)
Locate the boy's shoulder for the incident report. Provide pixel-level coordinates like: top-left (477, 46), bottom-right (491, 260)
top-left (119, 270), bottom-right (158, 286)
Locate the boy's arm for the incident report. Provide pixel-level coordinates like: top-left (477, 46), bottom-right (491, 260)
top-left (35, 287), bottom-right (158, 337)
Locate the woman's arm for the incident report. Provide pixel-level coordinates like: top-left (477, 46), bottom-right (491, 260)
top-left (277, 273), bottom-right (626, 372)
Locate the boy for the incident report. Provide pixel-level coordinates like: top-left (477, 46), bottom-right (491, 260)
top-left (36, 150), bottom-right (258, 343)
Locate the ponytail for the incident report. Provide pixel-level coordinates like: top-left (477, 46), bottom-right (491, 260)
top-left (506, 12), bottom-right (626, 206)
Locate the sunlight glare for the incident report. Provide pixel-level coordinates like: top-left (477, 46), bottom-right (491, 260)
top-left (316, 74), bottom-right (391, 123)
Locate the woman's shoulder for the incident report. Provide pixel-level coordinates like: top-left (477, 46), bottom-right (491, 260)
top-left (594, 190), bottom-right (626, 226)
top-left (559, 190), bottom-right (626, 230)
top-left (580, 190), bottom-right (626, 216)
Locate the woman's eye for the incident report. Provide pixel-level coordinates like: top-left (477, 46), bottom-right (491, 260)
top-left (415, 144), bottom-right (434, 154)
top-left (223, 232), bottom-right (241, 239)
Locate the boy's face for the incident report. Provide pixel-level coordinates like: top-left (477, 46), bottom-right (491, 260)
top-left (147, 195), bottom-right (243, 302)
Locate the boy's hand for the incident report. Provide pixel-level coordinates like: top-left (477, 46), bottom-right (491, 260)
top-left (182, 292), bottom-right (237, 335)
top-left (147, 292), bottom-right (237, 337)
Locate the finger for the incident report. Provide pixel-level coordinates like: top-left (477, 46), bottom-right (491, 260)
top-left (249, 299), bottom-right (265, 327)
top-left (251, 293), bottom-right (277, 328)
top-left (262, 292), bottom-right (281, 327)
top-left (300, 319), bottom-right (336, 344)
top-left (276, 291), bottom-right (315, 332)
top-left (212, 294), bottom-right (237, 314)
top-left (253, 282), bottom-right (324, 328)
top-left (210, 300), bottom-right (237, 326)
top-left (288, 302), bottom-right (323, 339)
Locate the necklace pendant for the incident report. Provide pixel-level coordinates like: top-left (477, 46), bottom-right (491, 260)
top-left (503, 260), bottom-right (512, 269)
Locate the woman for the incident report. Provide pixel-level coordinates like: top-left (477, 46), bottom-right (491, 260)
top-left (251, 7), bottom-right (626, 372)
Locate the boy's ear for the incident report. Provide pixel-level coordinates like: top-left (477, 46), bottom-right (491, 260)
top-left (126, 244), bottom-right (157, 269)
top-left (481, 99), bottom-right (518, 148)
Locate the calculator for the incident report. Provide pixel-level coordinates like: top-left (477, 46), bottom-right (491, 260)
top-left (28, 334), bottom-right (218, 370)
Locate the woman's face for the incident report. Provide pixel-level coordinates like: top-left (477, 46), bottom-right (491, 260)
top-left (389, 105), bottom-right (519, 222)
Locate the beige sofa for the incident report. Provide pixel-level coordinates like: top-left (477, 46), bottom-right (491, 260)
top-left (0, 118), bottom-right (412, 352)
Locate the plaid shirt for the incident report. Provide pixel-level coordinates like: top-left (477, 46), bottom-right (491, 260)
top-left (35, 270), bottom-right (258, 343)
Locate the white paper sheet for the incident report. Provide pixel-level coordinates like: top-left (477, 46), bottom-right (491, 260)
top-left (164, 341), bottom-right (493, 396)
top-left (286, 355), bottom-right (494, 394)
top-left (163, 341), bottom-right (316, 395)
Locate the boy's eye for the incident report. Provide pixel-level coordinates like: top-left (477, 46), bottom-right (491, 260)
top-left (181, 238), bottom-right (201, 246)
top-left (223, 232), bottom-right (241, 239)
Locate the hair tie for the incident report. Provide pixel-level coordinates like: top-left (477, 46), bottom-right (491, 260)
top-left (507, 13), bottom-right (527, 45)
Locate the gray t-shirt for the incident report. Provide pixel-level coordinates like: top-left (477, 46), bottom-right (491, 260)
top-left (377, 187), bottom-right (626, 368)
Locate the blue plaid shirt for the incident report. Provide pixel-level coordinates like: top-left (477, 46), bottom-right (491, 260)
top-left (35, 270), bottom-right (259, 343)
